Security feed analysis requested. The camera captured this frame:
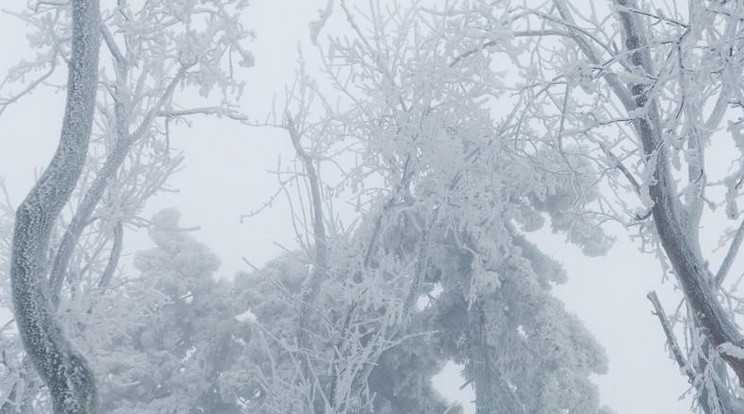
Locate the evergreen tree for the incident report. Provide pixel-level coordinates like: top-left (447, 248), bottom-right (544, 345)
top-left (97, 209), bottom-right (243, 413)
top-left (432, 230), bottom-right (612, 414)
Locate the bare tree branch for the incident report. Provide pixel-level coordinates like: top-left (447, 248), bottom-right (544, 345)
top-left (715, 218), bottom-right (744, 286)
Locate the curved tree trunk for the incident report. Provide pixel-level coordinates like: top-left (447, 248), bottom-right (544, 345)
top-left (10, 0), bottom-right (100, 412)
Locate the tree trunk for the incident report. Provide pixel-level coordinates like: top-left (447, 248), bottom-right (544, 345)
top-left (615, 0), bottom-right (744, 385)
top-left (10, 0), bottom-right (100, 412)
top-left (468, 302), bottom-right (519, 414)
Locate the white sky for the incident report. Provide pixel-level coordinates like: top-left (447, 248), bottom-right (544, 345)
top-left (0, 1), bottom-right (710, 412)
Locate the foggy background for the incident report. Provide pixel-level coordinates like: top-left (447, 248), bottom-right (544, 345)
top-left (0, 1), bottom-right (701, 412)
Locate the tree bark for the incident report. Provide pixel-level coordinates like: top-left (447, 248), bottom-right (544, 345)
top-left (468, 302), bottom-right (499, 414)
top-left (10, 0), bottom-right (100, 412)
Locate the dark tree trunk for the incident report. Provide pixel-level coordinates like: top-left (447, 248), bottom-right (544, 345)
top-left (10, 0), bottom-right (101, 412)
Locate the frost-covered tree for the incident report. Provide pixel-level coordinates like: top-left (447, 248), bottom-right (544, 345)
top-left (232, 249), bottom-right (459, 414)
top-left (94, 209), bottom-right (244, 413)
top-left (238, 2), bottom-right (615, 412)
top-left (0, 0), bottom-right (252, 411)
top-left (432, 229), bottom-right (611, 414)
top-left (9, 0), bottom-right (100, 412)
top-left (426, 0), bottom-right (744, 411)
top-left (9, 0), bottom-right (738, 412)
top-left (69, 205), bottom-right (458, 413)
